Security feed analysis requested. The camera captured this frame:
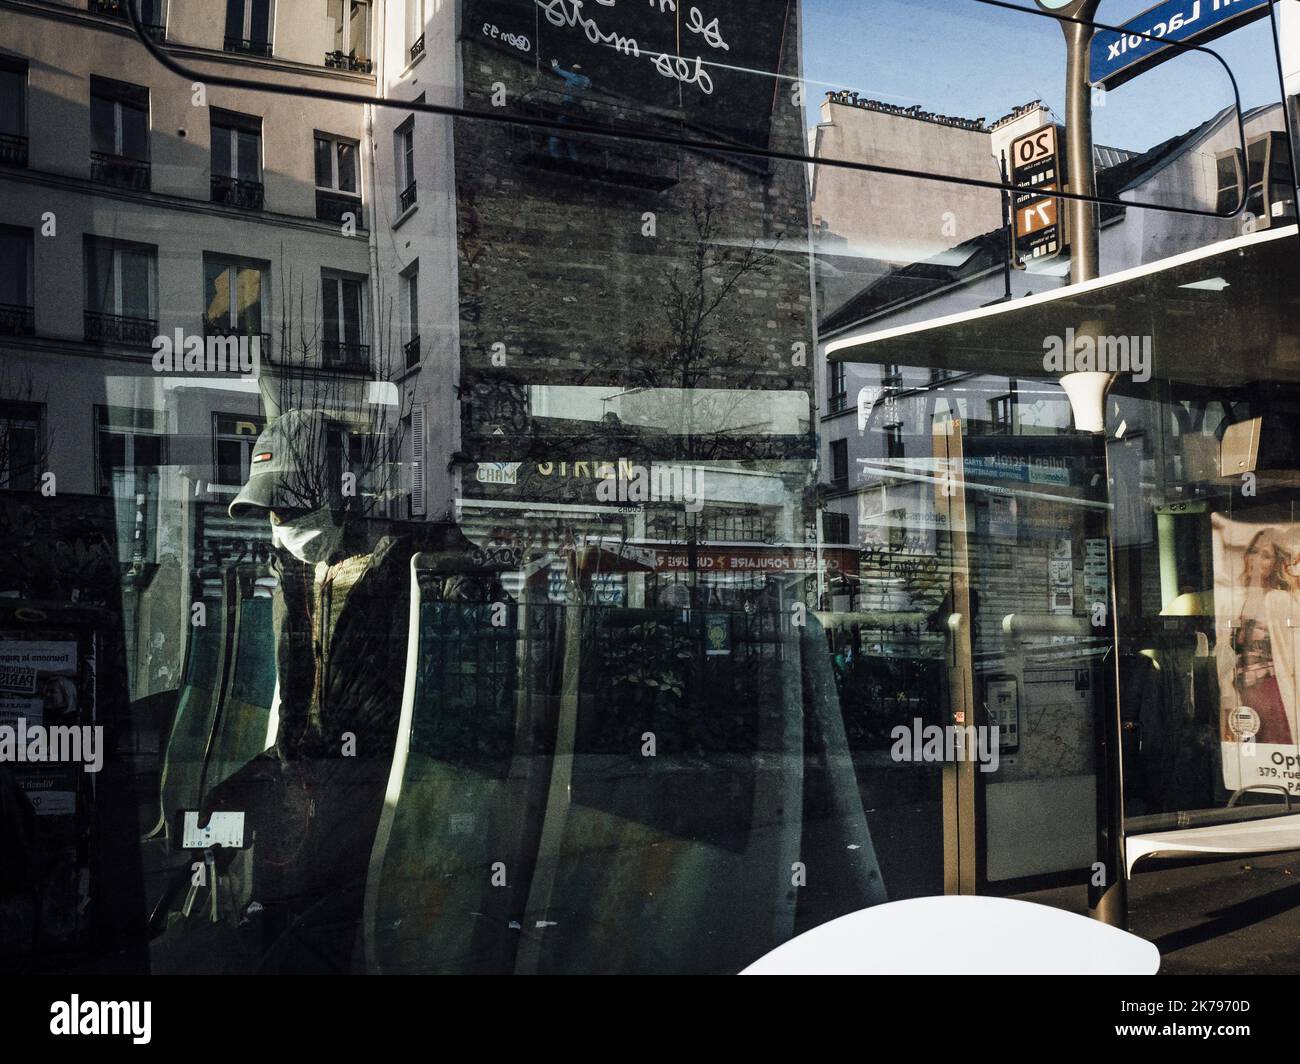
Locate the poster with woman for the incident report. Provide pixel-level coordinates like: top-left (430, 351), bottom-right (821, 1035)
top-left (1212, 514), bottom-right (1300, 796)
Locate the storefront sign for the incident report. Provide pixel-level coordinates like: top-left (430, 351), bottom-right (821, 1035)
top-left (1089, 0), bottom-right (1270, 89)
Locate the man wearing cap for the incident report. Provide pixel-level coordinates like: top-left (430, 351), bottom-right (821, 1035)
top-left (194, 408), bottom-right (495, 972)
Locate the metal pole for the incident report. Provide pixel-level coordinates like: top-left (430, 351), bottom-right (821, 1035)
top-left (1060, 7), bottom-right (1100, 283)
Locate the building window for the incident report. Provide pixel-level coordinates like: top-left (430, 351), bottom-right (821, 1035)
top-left (203, 255), bottom-right (268, 349)
top-left (213, 413), bottom-right (266, 486)
top-left (88, 0), bottom-right (166, 39)
top-left (210, 109), bottom-right (264, 209)
top-left (882, 363), bottom-right (903, 389)
top-left (828, 361), bottom-right (846, 413)
top-left (89, 77), bottom-right (149, 190)
top-left (830, 438), bottom-right (848, 487)
top-left (402, 263), bottom-right (420, 368)
top-left (885, 422), bottom-right (904, 461)
top-left (0, 58), bottom-right (27, 168)
top-left (325, 0), bottom-right (372, 72)
top-left (84, 238), bottom-right (156, 346)
top-left (822, 510), bottom-right (849, 545)
top-left (225, 0), bottom-right (273, 56)
top-left (96, 405), bottom-right (164, 499)
top-left (0, 227), bottom-right (34, 336)
top-left (990, 393), bottom-right (1013, 435)
top-left (0, 401), bottom-right (42, 491)
top-left (406, 0), bottom-right (427, 63)
top-left (1217, 133), bottom-right (1297, 225)
top-left (322, 272), bottom-right (367, 369)
top-left (315, 133), bottom-right (363, 226)
top-left (396, 118), bottom-right (416, 212)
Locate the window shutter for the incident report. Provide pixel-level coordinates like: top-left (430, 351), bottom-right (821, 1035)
top-left (410, 403), bottom-right (426, 516)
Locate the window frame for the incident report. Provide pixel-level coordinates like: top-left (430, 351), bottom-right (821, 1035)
top-left (0, 400), bottom-right (42, 491)
top-left (89, 76), bottom-right (150, 162)
top-left (84, 237), bottom-right (158, 321)
top-left (321, 269), bottom-right (368, 367)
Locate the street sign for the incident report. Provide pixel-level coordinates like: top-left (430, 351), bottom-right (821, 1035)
top-left (1010, 124), bottom-right (1067, 264)
top-left (1089, 0), bottom-right (1271, 89)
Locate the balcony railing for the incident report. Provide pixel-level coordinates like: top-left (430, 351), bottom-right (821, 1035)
top-left (828, 392), bottom-right (847, 414)
top-left (399, 180), bottom-right (417, 213)
top-left (84, 310), bottom-right (157, 347)
top-left (409, 34), bottom-right (425, 63)
top-left (316, 189), bottom-right (363, 227)
top-left (0, 133), bottom-right (27, 168)
top-left (89, 0), bottom-right (165, 38)
top-left (0, 303), bottom-right (35, 337)
top-left (322, 340), bottom-right (370, 370)
top-left (324, 50), bottom-right (373, 74)
top-left (404, 334), bottom-right (420, 369)
top-left (202, 318), bottom-right (271, 358)
top-left (91, 151), bottom-right (150, 191)
top-left (211, 173), bottom-right (265, 210)
top-left (224, 36), bottom-right (273, 57)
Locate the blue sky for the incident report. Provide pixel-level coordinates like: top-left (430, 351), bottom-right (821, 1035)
top-left (801, 0), bottom-right (1286, 154)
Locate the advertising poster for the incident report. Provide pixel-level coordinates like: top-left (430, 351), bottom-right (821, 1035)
top-left (1212, 514), bottom-right (1300, 795)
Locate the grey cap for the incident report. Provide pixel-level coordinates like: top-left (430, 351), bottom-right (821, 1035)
top-left (228, 409), bottom-right (332, 520)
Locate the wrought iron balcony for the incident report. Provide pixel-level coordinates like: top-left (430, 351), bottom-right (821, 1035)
top-left (316, 189), bottom-right (363, 227)
top-left (404, 334), bottom-right (420, 369)
top-left (224, 36), bottom-right (273, 57)
top-left (324, 50), bottom-right (372, 74)
top-left (828, 392), bottom-right (847, 414)
top-left (91, 151), bottom-right (150, 191)
top-left (399, 180), bottom-right (417, 213)
top-left (322, 340), bottom-right (370, 371)
top-left (84, 310), bottom-right (157, 347)
top-left (0, 303), bottom-right (35, 337)
top-left (211, 173), bottom-right (265, 210)
top-left (0, 133), bottom-right (27, 168)
top-left (409, 34), bottom-right (425, 63)
top-left (89, 0), bottom-right (165, 38)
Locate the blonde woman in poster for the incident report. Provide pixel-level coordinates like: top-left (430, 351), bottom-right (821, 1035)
top-left (1214, 518), bottom-right (1300, 751)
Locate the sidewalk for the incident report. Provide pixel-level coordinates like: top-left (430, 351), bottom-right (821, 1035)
top-left (1017, 851), bottom-right (1300, 974)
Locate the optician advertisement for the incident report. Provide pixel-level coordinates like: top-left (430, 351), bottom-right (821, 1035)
top-left (1212, 514), bottom-right (1300, 796)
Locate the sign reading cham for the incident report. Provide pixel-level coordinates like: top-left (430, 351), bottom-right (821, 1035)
top-left (1089, 0), bottom-right (1271, 89)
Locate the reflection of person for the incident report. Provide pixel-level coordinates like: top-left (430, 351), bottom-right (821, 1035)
top-left (547, 59), bottom-right (590, 162)
top-left (191, 410), bottom-right (491, 972)
top-left (1225, 529), bottom-right (1295, 744)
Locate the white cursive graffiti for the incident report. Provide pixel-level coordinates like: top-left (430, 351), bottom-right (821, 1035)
top-left (537, 0), bottom-right (641, 56)
top-left (651, 50), bottom-right (713, 94)
top-left (685, 5), bottom-right (729, 51)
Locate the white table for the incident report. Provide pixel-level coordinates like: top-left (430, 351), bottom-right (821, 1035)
top-left (740, 895), bottom-right (1160, 975)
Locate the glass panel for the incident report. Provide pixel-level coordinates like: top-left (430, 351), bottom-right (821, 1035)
top-left (322, 275), bottom-right (339, 345)
top-left (236, 129), bottom-right (260, 181)
top-left (336, 142), bottom-right (356, 193)
top-left (249, 0), bottom-right (270, 44)
top-left (120, 101), bottom-right (148, 160)
top-left (89, 93), bottom-right (115, 155)
top-left (118, 247), bottom-right (152, 318)
top-left (211, 125), bottom-right (232, 178)
top-left (84, 240), bottom-right (114, 314)
top-left (314, 136), bottom-right (331, 188)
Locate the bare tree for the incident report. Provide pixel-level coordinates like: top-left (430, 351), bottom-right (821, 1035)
top-left (256, 267), bottom-right (407, 519)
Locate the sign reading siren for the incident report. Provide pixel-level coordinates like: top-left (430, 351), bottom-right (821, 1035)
top-left (1089, 0), bottom-right (1271, 89)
